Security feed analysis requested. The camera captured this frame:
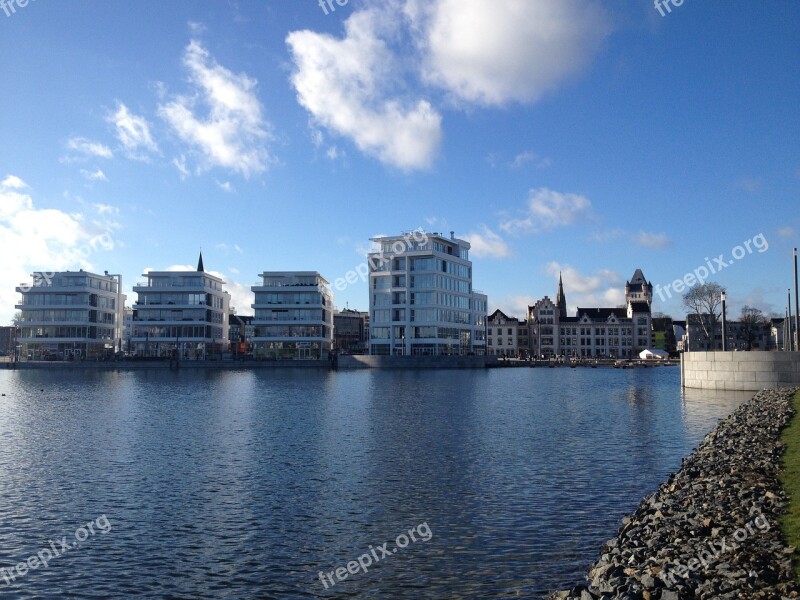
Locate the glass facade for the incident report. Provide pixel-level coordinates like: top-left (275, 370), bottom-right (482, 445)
top-left (131, 270), bottom-right (230, 358)
top-left (251, 272), bottom-right (334, 360)
top-left (15, 271), bottom-right (123, 361)
top-left (368, 233), bottom-right (486, 356)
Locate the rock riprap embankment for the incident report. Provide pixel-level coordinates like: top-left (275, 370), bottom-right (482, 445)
top-left (552, 387), bottom-right (800, 600)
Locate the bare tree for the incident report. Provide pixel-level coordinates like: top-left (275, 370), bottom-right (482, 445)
top-left (682, 283), bottom-right (726, 345)
top-left (737, 306), bottom-right (769, 351)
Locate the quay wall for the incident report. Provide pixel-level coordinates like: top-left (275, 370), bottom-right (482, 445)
top-left (681, 351), bottom-right (800, 391)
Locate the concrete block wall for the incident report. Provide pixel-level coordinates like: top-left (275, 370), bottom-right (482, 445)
top-left (681, 351), bottom-right (800, 390)
top-left (338, 355), bottom-right (493, 369)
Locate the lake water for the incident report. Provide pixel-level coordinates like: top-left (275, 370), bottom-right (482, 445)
top-left (0, 367), bottom-right (747, 598)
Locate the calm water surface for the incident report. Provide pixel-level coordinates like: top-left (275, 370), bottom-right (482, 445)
top-left (0, 367), bottom-right (747, 598)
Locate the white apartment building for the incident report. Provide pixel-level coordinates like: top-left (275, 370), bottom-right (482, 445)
top-left (15, 270), bottom-right (124, 360)
top-left (251, 272), bottom-right (334, 359)
top-left (368, 231), bottom-right (487, 356)
top-left (131, 254), bottom-right (230, 358)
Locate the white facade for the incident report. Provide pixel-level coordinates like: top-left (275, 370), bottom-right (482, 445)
top-left (251, 272), bottom-right (334, 359)
top-left (487, 309), bottom-right (522, 357)
top-left (131, 258), bottom-right (230, 358)
top-left (15, 270), bottom-right (124, 360)
top-left (368, 231), bottom-right (487, 356)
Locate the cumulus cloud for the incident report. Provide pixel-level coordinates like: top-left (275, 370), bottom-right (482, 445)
top-left (63, 137), bottom-right (114, 161)
top-left (510, 150), bottom-right (552, 170)
top-left (109, 103), bottom-right (159, 158)
top-left (544, 262), bottom-right (624, 312)
top-left (219, 277), bottom-right (253, 316)
top-left (173, 155), bottom-right (190, 179)
top-left (287, 9), bottom-right (442, 171)
top-left (159, 40), bottom-right (273, 177)
top-left (501, 187), bottom-right (592, 234)
top-left (405, 0), bottom-right (611, 106)
top-left (92, 203), bottom-right (118, 215)
top-left (0, 177), bottom-right (117, 324)
top-left (465, 226), bottom-right (511, 259)
top-left (80, 169), bottom-right (108, 182)
top-left (490, 294), bottom-right (536, 320)
top-left (1, 175), bottom-right (28, 190)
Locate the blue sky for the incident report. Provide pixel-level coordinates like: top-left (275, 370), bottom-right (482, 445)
top-left (1, 0), bottom-right (798, 323)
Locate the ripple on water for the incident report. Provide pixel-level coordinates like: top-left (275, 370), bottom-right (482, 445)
top-left (0, 367), bottom-right (744, 598)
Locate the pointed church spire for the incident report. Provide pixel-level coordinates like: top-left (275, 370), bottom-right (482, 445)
top-left (197, 251), bottom-right (204, 272)
top-left (556, 272), bottom-right (567, 319)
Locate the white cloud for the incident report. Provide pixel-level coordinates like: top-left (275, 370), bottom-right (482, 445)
top-left (173, 155), bottom-right (190, 179)
top-left (465, 226), bottom-right (511, 259)
top-left (1, 175), bottom-right (27, 190)
top-left (405, 0), bottom-right (610, 106)
top-left (635, 231), bottom-right (672, 249)
top-left (188, 21), bottom-right (207, 35)
top-left (544, 262), bottom-right (624, 312)
top-left (215, 243), bottom-right (244, 255)
top-left (489, 294), bottom-right (536, 320)
top-left (219, 276), bottom-right (253, 316)
top-left (0, 177), bottom-right (117, 324)
top-left (80, 169), bottom-right (108, 182)
top-left (287, 9), bottom-right (442, 171)
top-left (511, 150), bottom-right (552, 169)
top-left (64, 137), bottom-right (114, 160)
top-left (159, 40), bottom-right (273, 177)
top-left (778, 226), bottom-right (795, 238)
top-left (216, 180), bottom-right (234, 193)
top-left (501, 187), bottom-right (592, 234)
top-left (310, 127), bottom-right (324, 149)
top-left (108, 103), bottom-right (159, 158)
top-left (92, 203), bottom-right (118, 215)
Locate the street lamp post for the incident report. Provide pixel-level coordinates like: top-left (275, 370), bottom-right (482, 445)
top-left (789, 289), bottom-right (795, 352)
top-left (721, 292), bottom-right (727, 351)
top-left (794, 248), bottom-right (799, 351)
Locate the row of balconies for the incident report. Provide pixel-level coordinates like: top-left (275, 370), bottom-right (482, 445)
top-left (134, 281), bottom-right (220, 290)
top-left (134, 301), bottom-right (208, 307)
